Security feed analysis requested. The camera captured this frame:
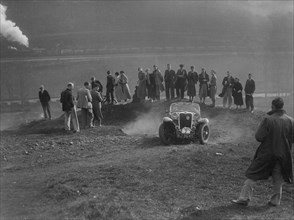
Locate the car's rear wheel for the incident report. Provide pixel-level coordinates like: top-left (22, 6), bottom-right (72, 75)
top-left (198, 123), bottom-right (210, 144)
top-left (159, 123), bottom-right (175, 145)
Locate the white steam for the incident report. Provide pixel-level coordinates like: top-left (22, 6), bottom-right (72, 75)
top-left (123, 113), bottom-right (162, 136)
top-left (0, 4), bottom-right (29, 47)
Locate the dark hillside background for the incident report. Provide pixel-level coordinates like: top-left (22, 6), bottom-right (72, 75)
top-left (1, 1), bottom-right (293, 53)
top-left (0, 0), bottom-right (293, 109)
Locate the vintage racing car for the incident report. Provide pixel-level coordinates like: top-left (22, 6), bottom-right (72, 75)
top-left (159, 102), bottom-right (210, 145)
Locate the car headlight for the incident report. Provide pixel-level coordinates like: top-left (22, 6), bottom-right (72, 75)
top-left (171, 112), bottom-right (178, 120)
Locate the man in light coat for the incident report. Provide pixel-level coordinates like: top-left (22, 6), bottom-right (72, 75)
top-left (77, 82), bottom-right (93, 129)
top-left (232, 97), bottom-right (294, 206)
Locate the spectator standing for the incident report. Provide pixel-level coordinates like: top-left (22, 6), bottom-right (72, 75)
top-left (137, 67), bottom-right (147, 102)
top-left (187, 66), bottom-right (198, 102)
top-left (232, 77), bottom-right (244, 109)
top-left (106, 71), bottom-right (115, 104)
top-left (60, 82), bottom-right (80, 132)
top-left (209, 70), bottom-right (217, 107)
top-left (91, 76), bottom-right (103, 94)
top-left (146, 68), bottom-right (156, 102)
top-left (114, 72), bottom-right (124, 103)
top-left (91, 86), bottom-right (103, 126)
top-left (119, 71), bottom-right (131, 102)
top-left (232, 97), bottom-right (294, 206)
top-left (222, 71), bottom-right (235, 108)
top-left (175, 64), bottom-right (187, 100)
top-left (38, 85), bottom-right (51, 119)
top-left (153, 65), bottom-right (164, 101)
top-left (164, 64), bottom-right (176, 100)
top-left (198, 68), bottom-right (210, 104)
top-left (77, 82), bottom-right (94, 129)
top-left (245, 73), bottom-right (256, 113)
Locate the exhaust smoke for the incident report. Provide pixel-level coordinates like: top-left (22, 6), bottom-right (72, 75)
top-left (0, 4), bottom-right (29, 47)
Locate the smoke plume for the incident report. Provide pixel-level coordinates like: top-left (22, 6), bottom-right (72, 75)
top-left (0, 4), bottom-right (29, 47)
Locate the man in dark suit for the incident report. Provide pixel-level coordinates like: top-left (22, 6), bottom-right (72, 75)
top-left (164, 64), bottom-right (176, 100)
top-left (38, 85), bottom-right (51, 119)
top-left (106, 70), bottom-right (115, 104)
top-left (60, 82), bottom-right (80, 132)
top-left (245, 73), bottom-right (256, 113)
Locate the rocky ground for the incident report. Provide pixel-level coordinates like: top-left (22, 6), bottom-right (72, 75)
top-left (0, 100), bottom-right (293, 220)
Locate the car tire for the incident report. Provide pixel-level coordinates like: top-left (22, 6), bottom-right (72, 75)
top-left (159, 123), bottom-right (174, 145)
top-left (198, 123), bottom-right (209, 144)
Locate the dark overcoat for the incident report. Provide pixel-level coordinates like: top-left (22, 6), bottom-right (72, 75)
top-left (245, 109), bottom-right (294, 183)
top-left (60, 88), bottom-right (74, 112)
top-left (232, 82), bottom-right (244, 106)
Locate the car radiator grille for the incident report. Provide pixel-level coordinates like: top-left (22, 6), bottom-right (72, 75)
top-left (179, 113), bottom-right (192, 129)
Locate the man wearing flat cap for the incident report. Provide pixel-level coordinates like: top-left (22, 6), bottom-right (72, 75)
top-left (175, 64), bottom-right (187, 99)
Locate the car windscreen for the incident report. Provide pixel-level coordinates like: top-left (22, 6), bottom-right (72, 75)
top-left (170, 102), bottom-right (200, 113)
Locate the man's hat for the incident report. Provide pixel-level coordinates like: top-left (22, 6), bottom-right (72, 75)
top-left (120, 71), bottom-right (124, 74)
top-left (179, 64), bottom-right (184, 67)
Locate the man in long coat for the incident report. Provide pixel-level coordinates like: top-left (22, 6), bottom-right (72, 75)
top-left (198, 68), bottom-right (209, 104)
top-left (153, 65), bottom-right (164, 101)
top-left (222, 71), bottom-right (234, 108)
top-left (137, 67), bottom-right (147, 101)
top-left (232, 97), bottom-right (294, 206)
top-left (245, 73), bottom-right (256, 113)
top-left (106, 71), bottom-right (115, 104)
top-left (175, 64), bottom-right (187, 100)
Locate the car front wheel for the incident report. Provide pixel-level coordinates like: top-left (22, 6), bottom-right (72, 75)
top-left (159, 123), bottom-right (174, 145)
top-left (198, 123), bottom-right (210, 144)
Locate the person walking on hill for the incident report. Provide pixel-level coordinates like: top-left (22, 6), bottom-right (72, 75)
top-left (38, 85), bottom-right (51, 120)
top-left (245, 73), bottom-right (256, 113)
top-left (222, 71), bottom-right (234, 108)
top-left (232, 97), bottom-right (294, 207)
top-left (60, 82), bottom-right (80, 132)
top-left (164, 64), bottom-right (176, 101)
top-left (175, 64), bottom-right (187, 100)
top-left (209, 70), bottom-right (217, 107)
top-left (198, 68), bottom-right (210, 104)
top-left (77, 82), bottom-right (94, 129)
top-left (187, 66), bottom-right (198, 102)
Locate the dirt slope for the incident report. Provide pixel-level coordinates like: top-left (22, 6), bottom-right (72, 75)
top-left (1, 100), bottom-right (293, 220)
